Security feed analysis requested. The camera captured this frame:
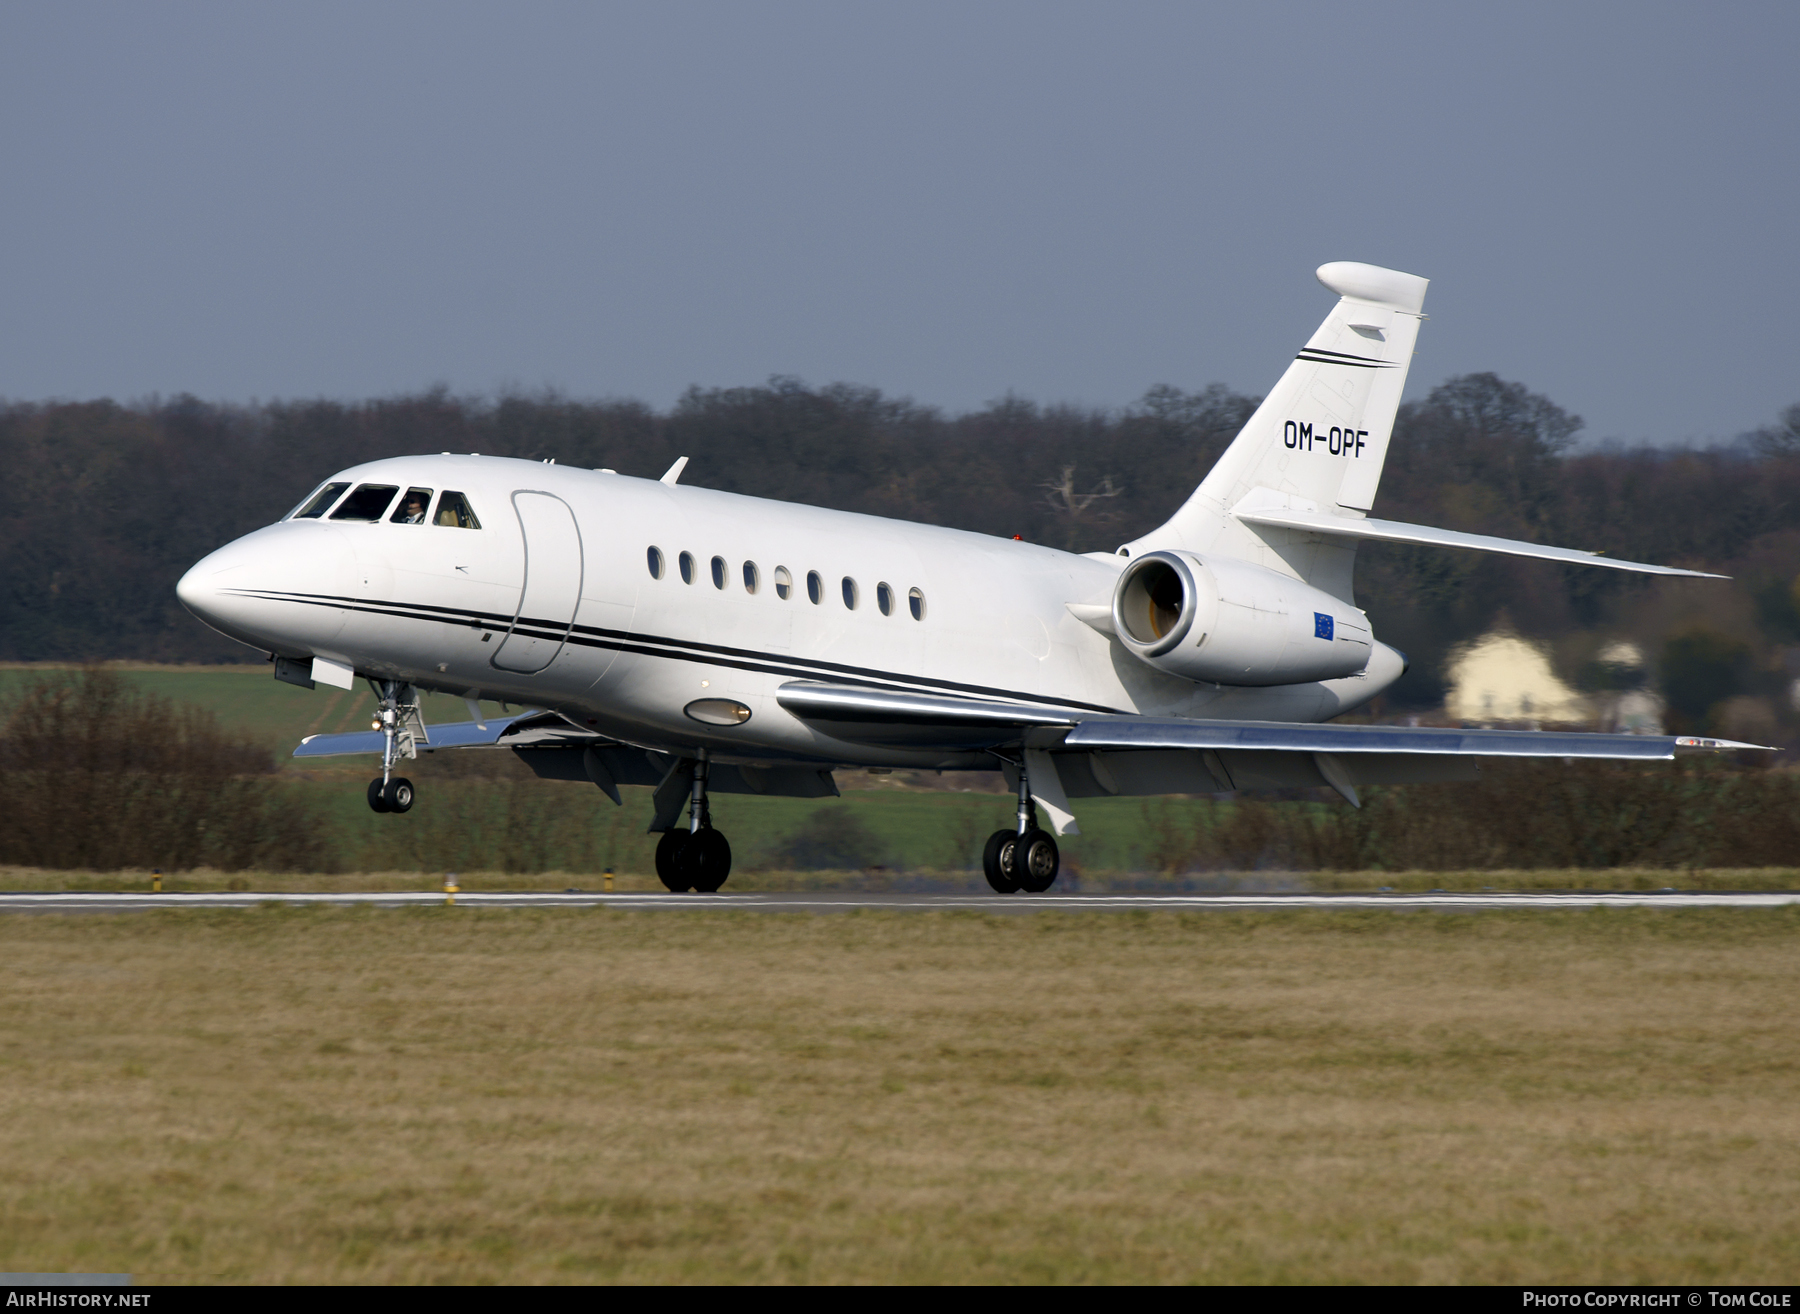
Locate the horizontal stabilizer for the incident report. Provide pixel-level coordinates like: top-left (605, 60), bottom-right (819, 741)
top-left (1235, 502), bottom-right (1726, 578)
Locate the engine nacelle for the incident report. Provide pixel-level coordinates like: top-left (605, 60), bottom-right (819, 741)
top-left (1111, 550), bottom-right (1374, 686)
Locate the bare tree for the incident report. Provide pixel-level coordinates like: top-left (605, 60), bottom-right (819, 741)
top-left (1751, 402), bottom-right (1800, 457)
top-left (1041, 465), bottom-right (1125, 547)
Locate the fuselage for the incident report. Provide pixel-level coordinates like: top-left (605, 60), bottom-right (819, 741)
top-left (177, 454), bottom-right (1402, 769)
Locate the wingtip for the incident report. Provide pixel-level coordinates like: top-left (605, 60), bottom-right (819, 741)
top-left (1674, 735), bottom-right (1775, 752)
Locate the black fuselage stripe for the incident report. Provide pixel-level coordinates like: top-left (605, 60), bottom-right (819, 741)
top-left (226, 589), bottom-right (1129, 715)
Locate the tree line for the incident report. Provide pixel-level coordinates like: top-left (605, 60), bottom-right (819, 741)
top-left (4, 376), bottom-right (1798, 730)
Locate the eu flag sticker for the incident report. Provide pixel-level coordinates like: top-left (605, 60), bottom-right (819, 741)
top-left (1314, 612), bottom-right (1334, 641)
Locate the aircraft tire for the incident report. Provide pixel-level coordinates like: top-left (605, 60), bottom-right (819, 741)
top-left (1017, 828), bottom-right (1059, 892)
top-left (367, 779), bottom-right (391, 814)
top-left (383, 777), bottom-right (415, 814)
top-left (655, 831), bottom-right (692, 891)
top-left (684, 829), bottom-right (732, 893)
top-left (982, 829), bottom-right (1021, 894)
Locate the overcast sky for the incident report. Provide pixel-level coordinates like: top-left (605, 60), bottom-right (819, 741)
top-left (2, 1), bottom-right (1795, 445)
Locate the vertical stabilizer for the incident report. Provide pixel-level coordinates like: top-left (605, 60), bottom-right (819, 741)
top-left (1128, 262), bottom-right (1428, 598)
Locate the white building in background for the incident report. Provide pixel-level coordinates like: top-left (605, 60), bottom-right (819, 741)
top-left (1445, 632), bottom-right (1589, 725)
top-left (1444, 632), bottom-right (1664, 731)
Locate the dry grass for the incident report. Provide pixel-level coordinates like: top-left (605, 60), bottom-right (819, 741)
top-left (2, 906), bottom-right (1799, 1283)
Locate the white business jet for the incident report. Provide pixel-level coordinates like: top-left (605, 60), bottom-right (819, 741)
top-left (176, 261), bottom-right (1756, 894)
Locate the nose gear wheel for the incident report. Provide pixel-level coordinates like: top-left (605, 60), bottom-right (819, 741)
top-left (365, 679), bottom-right (426, 815)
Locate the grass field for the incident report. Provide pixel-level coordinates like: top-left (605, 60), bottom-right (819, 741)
top-left (0, 663), bottom-right (1186, 873)
top-left (3, 905), bottom-right (1798, 1283)
top-left (8, 663), bottom-right (1800, 881)
top-left (0, 663), bottom-right (389, 756)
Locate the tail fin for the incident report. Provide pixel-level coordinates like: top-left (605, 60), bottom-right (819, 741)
top-left (1130, 262), bottom-right (1428, 597)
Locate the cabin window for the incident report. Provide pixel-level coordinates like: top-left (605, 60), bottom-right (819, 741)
top-left (876, 582), bottom-right (894, 616)
top-left (647, 546), bottom-right (665, 579)
top-left (711, 556), bottom-right (726, 589)
top-left (743, 561), bottom-right (760, 594)
top-left (332, 484), bottom-right (400, 521)
top-left (774, 566), bottom-right (793, 600)
top-left (292, 482), bottom-right (350, 520)
top-left (842, 577), bottom-right (858, 610)
top-left (679, 551), bottom-right (695, 584)
top-left (433, 492), bottom-right (481, 529)
top-left (390, 488), bottom-right (433, 524)
top-left (909, 587), bottom-right (926, 621)
top-left (806, 570), bottom-right (822, 604)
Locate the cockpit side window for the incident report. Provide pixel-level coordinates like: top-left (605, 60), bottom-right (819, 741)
top-left (390, 488), bottom-right (434, 524)
top-left (329, 484), bottom-right (400, 521)
top-left (291, 482), bottom-right (351, 520)
top-left (434, 491), bottom-right (481, 529)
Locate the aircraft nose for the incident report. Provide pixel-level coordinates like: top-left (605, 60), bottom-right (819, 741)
top-left (175, 524), bottom-right (352, 651)
top-left (175, 555), bottom-right (218, 619)
top-left (176, 541), bottom-right (264, 640)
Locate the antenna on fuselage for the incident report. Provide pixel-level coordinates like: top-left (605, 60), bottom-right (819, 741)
top-left (660, 456), bottom-right (689, 486)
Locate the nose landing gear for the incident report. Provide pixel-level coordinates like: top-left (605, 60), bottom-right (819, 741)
top-left (982, 755), bottom-right (1060, 894)
top-left (365, 679), bottom-right (421, 815)
top-left (367, 776), bottom-right (415, 814)
top-left (655, 753), bottom-right (733, 893)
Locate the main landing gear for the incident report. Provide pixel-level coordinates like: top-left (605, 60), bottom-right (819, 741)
top-left (366, 679), bottom-right (419, 815)
top-left (656, 753), bottom-right (733, 893)
top-left (982, 756), bottom-right (1060, 895)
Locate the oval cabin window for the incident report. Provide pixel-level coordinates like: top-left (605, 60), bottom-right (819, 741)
top-left (743, 561), bottom-right (760, 594)
top-left (876, 582), bottom-right (894, 616)
top-left (647, 546), bottom-right (665, 579)
top-left (842, 577), bottom-right (858, 610)
top-left (679, 551), bottom-right (695, 584)
top-left (909, 587), bottom-right (925, 621)
top-left (711, 556), bottom-right (726, 589)
top-left (774, 566), bottom-right (793, 600)
top-left (806, 571), bottom-right (822, 605)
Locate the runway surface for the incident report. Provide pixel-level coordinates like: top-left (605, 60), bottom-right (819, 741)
top-left (3, 890), bottom-right (1799, 914)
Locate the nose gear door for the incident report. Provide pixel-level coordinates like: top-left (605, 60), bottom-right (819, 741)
top-left (491, 491), bottom-right (583, 674)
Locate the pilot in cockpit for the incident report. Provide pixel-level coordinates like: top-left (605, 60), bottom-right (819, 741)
top-left (397, 491), bottom-right (428, 524)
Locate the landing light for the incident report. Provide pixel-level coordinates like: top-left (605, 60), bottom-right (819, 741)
top-left (685, 698), bottom-right (752, 727)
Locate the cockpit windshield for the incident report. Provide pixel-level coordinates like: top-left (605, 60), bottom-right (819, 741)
top-left (330, 485), bottom-right (401, 521)
top-left (390, 488), bottom-right (434, 524)
top-left (291, 482), bottom-right (351, 520)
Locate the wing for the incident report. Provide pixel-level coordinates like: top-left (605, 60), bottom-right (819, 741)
top-left (291, 710), bottom-right (590, 757)
top-left (291, 709), bottom-right (838, 814)
top-left (775, 679), bottom-right (1764, 811)
top-left (775, 681), bottom-right (1754, 755)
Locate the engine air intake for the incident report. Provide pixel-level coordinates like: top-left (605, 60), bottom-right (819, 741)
top-left (1109, 549), bottom-right (1374, 687)
top-left (1114, 554), bottom-right (1195, 655)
